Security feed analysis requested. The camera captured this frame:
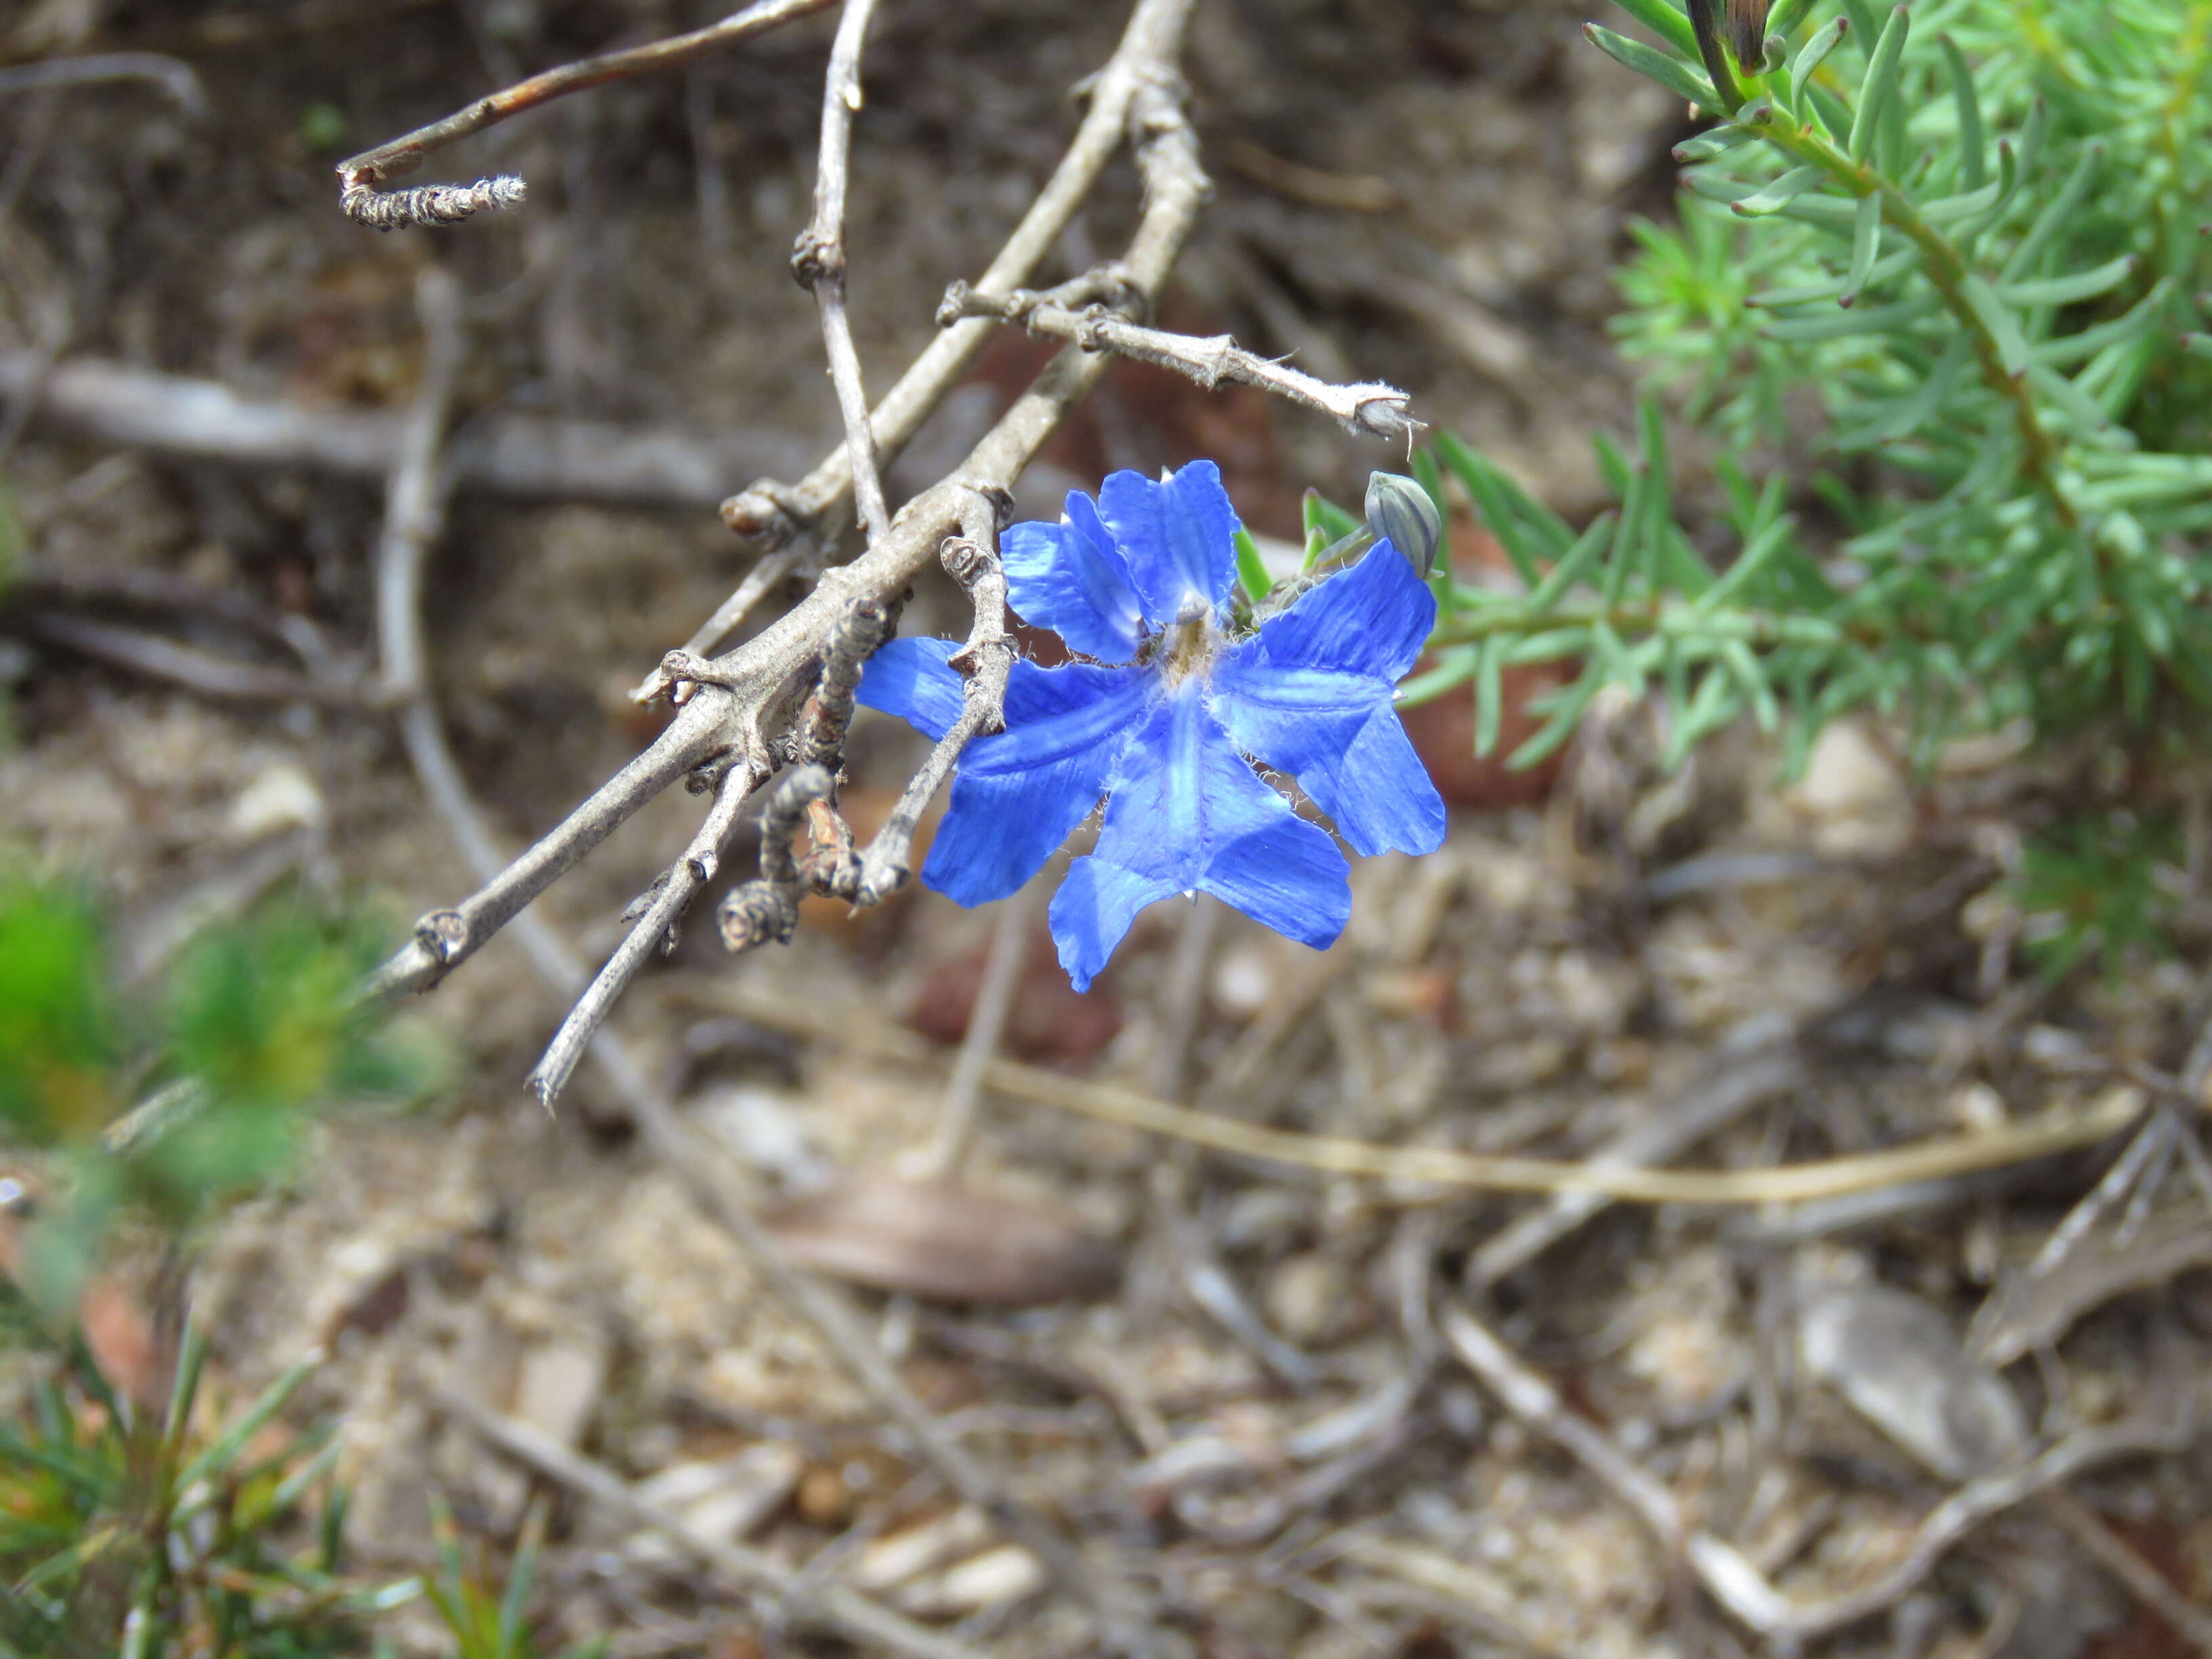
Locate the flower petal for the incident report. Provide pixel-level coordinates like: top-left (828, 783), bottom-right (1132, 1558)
top-left (1097, 459), bottom-right (1239, 630)
top-left (855, 636), bottom-right (965, 741)
top-left (1213, 548), bottom-right (1446, 857)
top-left (1248, 539), bottom-right (1436, 682)
top-left (1048, 691), bottom-right (1349, 990)
top-left (1001, 491), bottom-right (1147, 663)
top-left (918, 659), bottom-right (1152, 907)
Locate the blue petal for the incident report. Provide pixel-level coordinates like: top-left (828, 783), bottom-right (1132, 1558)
top-left (1212, 548), bottom-right (1446, 857)
top-left (855, 636), bottom-right (965, 741)
top-left (1048, 690), bottom-right (1349, 991)
top-left (919, 659), bottom-right (1153, 907)
top-left (1097, 460), bottom-right (1239, 630)
top-left (1001, 492), bottom-right (1147, 663)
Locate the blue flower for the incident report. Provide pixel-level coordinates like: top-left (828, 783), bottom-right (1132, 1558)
top-left (857, 459), bottom-right (1446, 991)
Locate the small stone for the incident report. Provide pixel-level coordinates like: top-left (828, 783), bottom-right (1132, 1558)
top-left (1263, 1251), bottom-right (1350, 1348)
top-left (1780, 719), bottom-right (1912, 858)
top-left (228, 762), bottom-right (324, 840)
top-left (795, 1463), bottom-right (850, 1527)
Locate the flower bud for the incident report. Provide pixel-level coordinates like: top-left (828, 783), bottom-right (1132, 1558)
top-left (1366, 472), bottom-right (1443, 578)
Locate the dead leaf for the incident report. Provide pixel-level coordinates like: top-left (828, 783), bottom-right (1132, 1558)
top-left (1798, 1274), bottom-right (2028, 1481)
top-left (760, 1175), bottom-right (1120, 1305)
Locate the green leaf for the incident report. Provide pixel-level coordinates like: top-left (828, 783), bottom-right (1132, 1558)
top-left (1475, 637), bottom-right (1504, 756)
top-left (1698, 514), bottom-right (1799, 609)
top-left (1510, 665), bottom-right (1605, 768)
top-left (1731, 165), bottom-right (1829, 216)
top-left (1843, 191), bottom-right (1883, 302)
top-left (1917, 178), bottom-right (2005, 224)
top-left (1997, 253), bottom-right (2135, 310)
top-left (1750, 246), bottom-right (1914, 306)
top-left (1674, 124), bottom-right (1759, 161)
top-left (1762, 294), bottom-right (1943, 339)
top-left (1607, 0), bottom-right (1701, 62)
top-left (1584, 22), bottom-right (1723, 112)
top-left (1233, 528), bottom-right (1273, 603)
top-left (175, 1350), bottom-right (320, 1500)
top-left (1766, 0), bottom-right (1820, 39)
top-left (1434, 431), bottom-right (1557, 586)
top-left (1847, 5), bottom-right (1910, 162)
top-left (1525, 514), bottom-right (1615, 611)
top-left (2003, 140), bottom-right (2103, 283)
top-left (1789, 15), bottom-right (1851, 91)
top-left (1938, 33), bottom-right (1984, 190)
top-left (1394, 647), bottom-right (1480, 709)
top-left (1959, 275), bottom-right (2032, 376)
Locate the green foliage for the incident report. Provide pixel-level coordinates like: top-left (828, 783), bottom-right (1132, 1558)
top-left (422, 1500), bottom-right (607, 1659)
top-left (2014, 812), bottom-right (2182, 982)
top-left (1374, 0), bottom-right (2211, 972)
top-left (0, 872), bottom-right (426, 1330)
top-left (0, 1322), bottom-right (413, 1659)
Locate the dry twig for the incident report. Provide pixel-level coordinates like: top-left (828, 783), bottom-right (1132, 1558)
top-left (1439, 1299), bottom-right (2200, 1643)
top-left (0, 53), bottom-right (203, 110)
top-left (13, 611), bottom-right (377, 707)
top-left (333, 0), bottom-right (835, 223)
top-left (940, 276), bottom-right (1421, 443)
top-left (0, 352), bottom-right (801, 507)
top-left (794, 0), bottom-right (890, 544)
top-left (436, 1386), bottom-right (987, 1659)
top-left (699, 982), bottom-right (2146, 1206)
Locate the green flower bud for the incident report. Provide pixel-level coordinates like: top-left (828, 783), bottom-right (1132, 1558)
top-left (1366, 472), bottom-right (1443, 577)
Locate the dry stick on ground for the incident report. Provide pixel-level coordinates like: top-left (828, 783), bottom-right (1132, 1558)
top-left (701, 981), bottom-right (2146, 1206)
top-left (368, 272), bottom-right (1129, 1650)
top-left (918, 886), bottom-right (1035, 1178)
top-left (1465, 1019), bottom-right (1807, 1287)
top-left (0, 53), bottom-right (204, 110)
top-left (940, 277), bottom-right (1420, 443)
top-left (435, 1387), bottom-right (987, 1659)
top-left (1438, 1299), bottom-right (2200, 1645)
top-left (2039, 1489), bottom-right (2212, 1654)
top-left (0, 352), bottom-right (800, 508)
top-left (794, 0), bottom-right (890, 544)
top-left (623, 1074), bottom-right (1147, 1647)
top-left (334, 0), bottom-right (835, 226)
top-left (11, 611), bottom-right (377, 707)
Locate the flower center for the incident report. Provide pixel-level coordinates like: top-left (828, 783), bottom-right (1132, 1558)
top-left (1157, 612), bottom-right (1218, 689)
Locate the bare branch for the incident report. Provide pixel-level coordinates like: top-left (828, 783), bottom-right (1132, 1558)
top-left (852, 500), bottom-right (1015, 904)
top-left (664, 0), bottom-right (1204, 689)
top-left (941, 276), bottom-right (1422, 443)
top-left (333, 0), bottom-right (834, 190)
top-left (525, 755), bottom-right (766, 1106)
top-left (363, 0), bottom-right (1209, 1033)
top-left (354, 695), bottom-right (729, 1002)
top-left (794, 0), bottom-right (890, 544)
